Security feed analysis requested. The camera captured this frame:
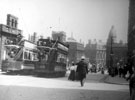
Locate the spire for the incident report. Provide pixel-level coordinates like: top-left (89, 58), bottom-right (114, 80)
top-left (109, 25), bottom-right (117, 43)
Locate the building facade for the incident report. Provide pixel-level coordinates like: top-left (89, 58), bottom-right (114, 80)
top-left (85, 39), bottom-right (106, 68)
top-left (85, 39), bottom-right (97, 64)
top-left (106, 26), bottom-right (128, 68)
top-left (128, 0), bottom-right (135, 55)
top-left (0, 14), bottom-right (22, 69)
top-left (96, 40), bottom-right (106, 69)
top-left (66, 37), bottom-right (84, 65)
top-left (52, 31), bottom-right (66, 42)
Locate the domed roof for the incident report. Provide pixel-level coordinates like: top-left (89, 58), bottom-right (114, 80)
top-left (67, 37), bottom-right (76, 42)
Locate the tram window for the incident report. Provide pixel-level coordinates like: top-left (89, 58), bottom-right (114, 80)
top-left (57, 53), bottom-right (67, 63)
top-left (24, 51), bottom-right (29, 60)
top-left (33, 53), bottom-right (38, 61)
top-left (24, 50), bottom-right (38, 61)
top-left (56, 53), bottom-right (61, 62)
top-left (37, 41), bottom-right (42, 46)
top-left (29, 52), bottom-right (32, 60)
top-left (43, 42), bottom-right (46, 46)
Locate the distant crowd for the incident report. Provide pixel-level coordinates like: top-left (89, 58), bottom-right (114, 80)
top-left (107, 51), bottom-right (135, 100)
top-left (66, 52), bottom-right (135, 99)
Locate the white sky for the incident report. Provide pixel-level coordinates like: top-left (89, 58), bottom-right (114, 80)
top-left (0, 0), bottom-right (129, 44)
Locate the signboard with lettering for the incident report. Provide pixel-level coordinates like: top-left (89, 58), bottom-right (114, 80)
top-left (0, 24), bottom-right (22, 35)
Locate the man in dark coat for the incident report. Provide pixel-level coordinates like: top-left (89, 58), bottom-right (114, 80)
top-left (129, 68), bottom-right (135, 100)
top-left (129, 50), bottom-right (135, 100)
top-left (76, 56), bottom-right (88, 87)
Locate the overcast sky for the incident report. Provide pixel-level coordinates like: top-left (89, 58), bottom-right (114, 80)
top-left (0, 0), bottom-right (129, 44)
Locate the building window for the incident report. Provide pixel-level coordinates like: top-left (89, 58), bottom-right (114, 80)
top-left (15, 20), bottom-right (17, 28)
top-left (57, 53), bottom-right (67, 63)
top-left (12, 19), bottom-right (14, 28)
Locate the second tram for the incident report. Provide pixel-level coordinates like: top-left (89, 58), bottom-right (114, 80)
top-left (35, 38), bottom-right (69, 77)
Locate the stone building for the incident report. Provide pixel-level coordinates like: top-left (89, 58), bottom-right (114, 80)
top-left (52, 31), bottom-right (66, 42)
top-left (112, 42), bottom-right (128, 65)
top-left (85, 39), bottom-right (106, 68)
top-left (106, 26), bottom-right (127, 68)
top-left (0, 14), bottom-right (22, 70)
top-left (85, 39), bottom-right (97, 64)
top-left (96, 40), bottom-right (106, 69)
top-left (66, 36), bottom-right (84, 65)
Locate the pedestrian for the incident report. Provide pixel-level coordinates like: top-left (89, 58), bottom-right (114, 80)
top-left (123, 64), bottom-right (127, 78)
top-left (68, 62), bottom-right (76, 81)
top-left (101, 67), bottom-right (104, 74)
top-left (76, 56), bottom-right (88, 87)
top-left (118, 65), bottom-right (123, 77)
top-left (128, 50), bottom-right (135, 99)
top-left (126, 55), bottom-right (133, 81)
top-left (129, 67), bottom-right (135, 100)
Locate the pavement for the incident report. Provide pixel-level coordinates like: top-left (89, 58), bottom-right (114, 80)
top-left (104, 75), bottom-right (129, 85)
top-left (66, 70), bottom-right (129, 86)
top-left (88, 70), bottom-right (129, 85)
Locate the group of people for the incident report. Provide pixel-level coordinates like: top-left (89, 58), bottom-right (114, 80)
top-left (68, 56), bottom-right (89, 87)
top-left (109, 54), bottom-right (135, 100)
top-left (118, 64), bottom-right (128, 78)
top-left (67, 52), bottom-right (135, 99)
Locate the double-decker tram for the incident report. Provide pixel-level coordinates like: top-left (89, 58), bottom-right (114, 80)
top-left (35, 38), bottom-right (69, 77)
top-left (2, 39), bottom-right (38, 73)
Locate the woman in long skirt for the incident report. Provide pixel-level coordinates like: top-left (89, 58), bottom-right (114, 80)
top-left (68, 62), bottom-right (76, 81)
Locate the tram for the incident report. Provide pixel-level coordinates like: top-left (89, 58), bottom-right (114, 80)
top-left (2, 40), bottom-right (38, 72)
top-left (35, 38), bottom-right (69, 77)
